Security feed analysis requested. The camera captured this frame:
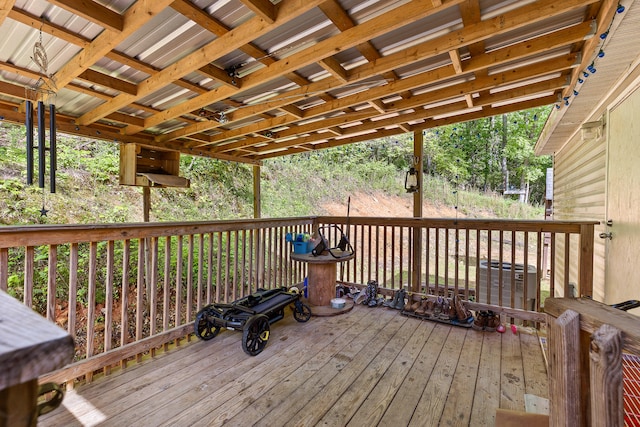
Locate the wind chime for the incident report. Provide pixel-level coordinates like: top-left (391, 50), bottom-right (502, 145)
top-left (25, 27), bottom-right (57, 216)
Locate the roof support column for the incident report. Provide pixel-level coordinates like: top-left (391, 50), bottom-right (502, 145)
top-left (253, 165), bottom-right (261, 219)
top-left (411, 130), bottom-right (423, 293)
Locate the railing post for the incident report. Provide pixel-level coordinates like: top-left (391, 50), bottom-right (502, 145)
top-left (590, 324), bottom-right (624, 427)
top-left (411, 130), bottom-right (423, 292)
top-left (548, 309), bottom-right (582, 426)
top-left (579, 223), bottom-right (594, 298)
top-left (253, 164), bottom-right (261, 219)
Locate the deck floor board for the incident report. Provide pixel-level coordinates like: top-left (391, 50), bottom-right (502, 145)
top-left (40, 305), bottom-right (547, 427)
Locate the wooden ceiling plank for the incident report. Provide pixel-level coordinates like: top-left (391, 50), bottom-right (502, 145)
top-left (79, 0), bottom-right (326, 127)
top-left (240, 0), bottom-right (277, 24)
top-left (416, 95), bottom-right (558, 131)
top-left (242, 0), bottom-right (460, 88)
top-left (47, 0), bottom-right (123, 32)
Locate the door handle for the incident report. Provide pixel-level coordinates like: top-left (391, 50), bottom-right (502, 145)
top-left (599, 232), bottom-right (613, 240)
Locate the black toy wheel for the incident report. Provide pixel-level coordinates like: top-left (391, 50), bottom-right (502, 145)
top-left (242, 314), bottom-right (270, 356)
top-left (194, 307), bottom-right (221, 341)
top-left (293, 302), bottom-right (312, 322)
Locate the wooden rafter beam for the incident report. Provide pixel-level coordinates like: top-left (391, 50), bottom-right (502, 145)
top-left (211, 110), bottom-right (374, 153)
top-left (77, 69), bottom-right (138, 95)
top-left (7, 8), bottom-right (206, 96)
top-left (47, 0), bottom-right (124, 32)
top-left (170, 0), bottom-right (276, 67)
top-left (0, 0), bottom-right (16, 24)
top-left (253, 94), bottom-right (556, 161)
top-left (53, 0), bottom-right (175, 90)
top-left (198, 64), bottom-right (242, 89)
top-left (318, 57), bottom-right (349, 83)
top-left (240, 0), bottom-right (277, 24)
top-left (154, 7), bottom-right (592, 146)
top-left (78, 0), bottom-right (326, 128)
top-left (141, 0), bottom-right (462, 137)
top-left (246, 74), bottom-right (568, 155)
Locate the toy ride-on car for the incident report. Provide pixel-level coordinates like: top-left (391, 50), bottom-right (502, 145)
top-left (194, 287), bottom-right (312, 356)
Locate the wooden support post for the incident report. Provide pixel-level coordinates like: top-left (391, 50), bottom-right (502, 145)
top-left (578, 223), bottom-right (594, 298)
top-left (143, 187), bottom-right (150, 222)
top-left (253, 165), bottom-right (261, 219)
top-left (411, 130), bottom-right (423, 292)
top-left (590, 324), bottom-right (624, 427)
top-left (548, 309), bottom-right (582, 426)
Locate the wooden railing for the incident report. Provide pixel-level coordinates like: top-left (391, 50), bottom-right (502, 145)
top-left (0, 217), bottom-right (596, 386)
top-left (322, 217), bottom-right (596, 308)
top-left (545, 297), bottom-right (640, 427)
top-left (0, 218), bottom-right (314, 385)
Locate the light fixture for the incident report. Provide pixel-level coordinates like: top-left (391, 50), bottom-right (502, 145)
top-left (404, 167), bottom-right (419, 193)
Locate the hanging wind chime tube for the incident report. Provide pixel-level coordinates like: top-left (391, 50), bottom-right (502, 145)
top-left (49, 103), bottom-right (56, 193)
top-left (26, 100), bottom-right (34, 185)
top-left (37, 100), bottom-right (46, 189)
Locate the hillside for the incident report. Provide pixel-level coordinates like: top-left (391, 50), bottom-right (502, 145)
top-left (0, 122), bottom-right (544, 225)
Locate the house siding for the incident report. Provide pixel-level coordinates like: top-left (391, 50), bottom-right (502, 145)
top-left (552, 125), bottom-right (607, 300)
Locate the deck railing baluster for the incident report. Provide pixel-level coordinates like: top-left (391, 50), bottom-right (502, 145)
top-left (86, 241), bottom-right (97, 382)
top-left (24, 246), bottom-right (34, 307)
top-left (104, 241), bottom-right (114, 374)
top-left (120, 239), bottom-right (129, 363)
top-left (197, 234), bottom-right (204, 311)
top-left (163, 237), bottom-right (171, 351)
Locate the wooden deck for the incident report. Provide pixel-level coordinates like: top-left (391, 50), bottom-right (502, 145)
top-left (40, 304), bottom-right (548, 427)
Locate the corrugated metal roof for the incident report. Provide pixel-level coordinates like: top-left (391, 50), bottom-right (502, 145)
top-left (0, 0), bottom-right (626, 164)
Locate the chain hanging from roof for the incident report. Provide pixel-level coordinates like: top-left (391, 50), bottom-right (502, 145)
top-left (24, 25), bottom-right (57, 215)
